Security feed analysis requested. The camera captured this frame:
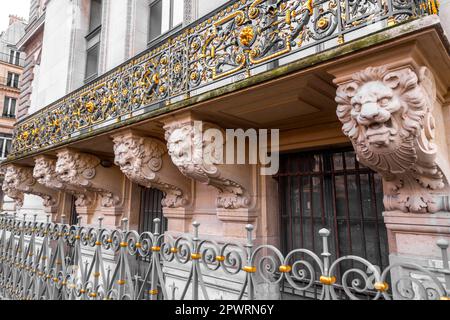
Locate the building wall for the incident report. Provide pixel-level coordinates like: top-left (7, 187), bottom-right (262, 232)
top-left (16, 0), bottom-right (46, 120)
top-left (0, 18), bottom-right (26, 138)
top-left (440, 0), bottom-right (450, 35)
top-left (0, 18), bottom-right (26, 214)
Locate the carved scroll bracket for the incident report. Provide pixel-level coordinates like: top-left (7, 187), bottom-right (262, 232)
top-left (55, 148), bottom-right (125, 210)
top-left (112, 130), bottom-right (191, 209)
top-left (2, 164), bottom-right (60, 212)
top-left (163, 119), bottom-right (254, 212)
top-left (34, 155), bottom-right (96, 209)
top-left (335, 65), bottom-right (450, 214)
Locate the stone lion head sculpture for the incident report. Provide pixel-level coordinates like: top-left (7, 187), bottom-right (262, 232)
top-left (165, 125), bottom-right (199, 168)
top-left (3, 165), bottom-right (35, 191)
top-left (336, 66), bottom-right (436, 179)
top-left (33, 156), bottom-right (63, 189)
top-left (2, 165), bottom-right (34, 208)
top-left (55, 149), bottom-right (100, 187)
top-left (113, 133), bottom-right (164, 185)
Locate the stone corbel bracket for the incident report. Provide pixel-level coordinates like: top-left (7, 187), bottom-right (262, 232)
top-left (2, 164), bottom-right (59, 210)
top-left (33, 155), bottom-right (96, 207)
top-left (164, 121), bottom-right (252, 210)
top-left (336, 65), bottom-right (450, 214)
top-left (112, 131), bottom-right (191, 209)
top-left (55, 148), bottom-right (124, 208)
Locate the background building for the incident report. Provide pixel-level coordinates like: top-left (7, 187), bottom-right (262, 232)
top-left (0, 15), bottom-right (26, 210)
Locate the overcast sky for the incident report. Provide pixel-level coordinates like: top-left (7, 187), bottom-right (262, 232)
top-left (0, 0), bottom-right (31, 32)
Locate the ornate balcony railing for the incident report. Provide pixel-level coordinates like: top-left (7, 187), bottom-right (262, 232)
top-left (9, 0), bottom-right (439, 160)
top-left (0, 213), bottom-right (449, 301)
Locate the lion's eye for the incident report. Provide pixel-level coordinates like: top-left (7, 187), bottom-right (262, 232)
top-left (379, 98), bottom-right (390, 106)
top-left (353, 103), bottom-right (362, 112)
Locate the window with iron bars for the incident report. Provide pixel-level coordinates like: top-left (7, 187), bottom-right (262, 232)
top-left (276, 148), bottom-right (389, 300)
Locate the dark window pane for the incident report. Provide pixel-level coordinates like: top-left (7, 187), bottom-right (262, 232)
top-left (139, 187), bottom-right (167, 233)
top-left (6, 73), bottom-right (12, 86)
top-left (5, 140), bottom-right (11, 157)
top-left (89, 0), bottom-right (102, 31)
top-left (0, 139), bottom-right (4, 157)
top-left (86, 44), bottom-right (99, 78)
top-left (10, 98), bottom-right (16, 116)
top-left (3, 97), bottom-right (8, 116)
top-left (9, 51), bottom-right (15, 64)
top-left (149, 0), bottom-right (163, 41)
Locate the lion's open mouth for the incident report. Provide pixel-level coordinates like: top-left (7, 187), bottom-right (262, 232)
top-left (365, 119), bottom-right (395, 147)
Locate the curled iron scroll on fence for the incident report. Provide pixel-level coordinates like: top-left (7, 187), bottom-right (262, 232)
top-left (0, 213), bottom-right (449, 300)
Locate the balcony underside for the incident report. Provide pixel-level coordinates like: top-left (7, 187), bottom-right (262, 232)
top-left (6, 15), bottom-right (450, 166)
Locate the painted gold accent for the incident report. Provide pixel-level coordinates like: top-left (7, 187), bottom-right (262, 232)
top-left (120, 242), bottom-right (128, 248)
top-left (86, 101), bottom-right (95, 113)
top-left (374, 282), bottom-right (389, 292)
top-left (216, 256), bottom-right (226, 262)
top-left (239, 26), bottom-right (255, 47)
top-left (279, 265), bottom-right (292, 273)
top-left (149, 289), bottom-right (159, 295)
top-left (135, 242), bottom-right (142, 249)
top-left (152, 246), bottom-right (161, 252)
top-left (387, 16), bottom-right (396, 27)
top-left (320, 276), bottom-right (337, 285)
top-left (337, 35), bottom-right (345, 45)
top-left (243, 266), bottom-right (257, 273)
top-left (317, 17), bottom-right (329, 30)
top-left (191, 253), bottom-right (202, 260)
top-left (117, 280), bottom-right (126, 285)
top-left (170, 247), bottom-right (178, 254)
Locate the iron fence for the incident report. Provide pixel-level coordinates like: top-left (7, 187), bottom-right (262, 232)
top-left (0, 212), bottom-right (449, 300)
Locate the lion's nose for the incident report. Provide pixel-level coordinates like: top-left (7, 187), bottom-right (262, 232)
top-left (359, 103), bottom-right (379, 122)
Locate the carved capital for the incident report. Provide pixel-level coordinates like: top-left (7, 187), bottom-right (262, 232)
top-left (55, 149), bottom-right (122, 208)
top-left (336, 66), bottom-right (450, 214)
top-left (2, 164), bottom-right (58, 209)
top-left (164, 122), bottom-right (250, 210)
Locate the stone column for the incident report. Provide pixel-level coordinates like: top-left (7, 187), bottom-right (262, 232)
top-left (54, 148), bottom-right (127, 227)
top-left (112, 130), bottom-right (193, 232)
top-left (2, 164), bottom-right (61, 220)
top-left (332, 63), bottom-right (450, 269)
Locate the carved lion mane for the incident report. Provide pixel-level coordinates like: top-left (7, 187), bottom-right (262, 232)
top-left (55, 149), bottom-right (101, 187)
top-left (113, 134), bottom-right (164, 183)
top-left (336, 66), bottom-right (447, 213)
